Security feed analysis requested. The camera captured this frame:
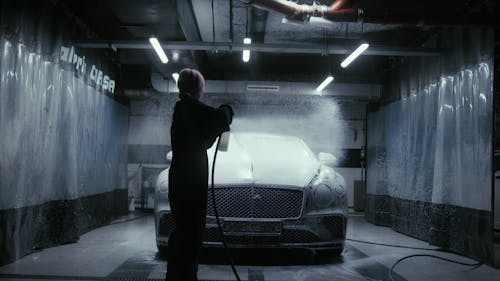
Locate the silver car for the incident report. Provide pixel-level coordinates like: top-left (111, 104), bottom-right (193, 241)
top-left (155, 133), bottom-right (347, 255)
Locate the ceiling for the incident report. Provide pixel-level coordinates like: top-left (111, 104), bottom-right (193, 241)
top-left (60, 0), bottom-right (495, 89)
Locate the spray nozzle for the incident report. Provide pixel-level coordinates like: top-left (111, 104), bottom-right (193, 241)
top-left (218, 132), bottom-right (230, 152)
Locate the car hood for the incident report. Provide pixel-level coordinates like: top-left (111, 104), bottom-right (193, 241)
top-left (207, 133), bottom-right (320, 188)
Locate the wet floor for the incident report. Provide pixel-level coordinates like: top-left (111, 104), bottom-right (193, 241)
top-left (0, 214), bottom-right (498, 281)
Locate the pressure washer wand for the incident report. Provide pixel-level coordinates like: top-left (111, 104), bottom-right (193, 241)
top-left (211, 134), bottom-right (241, 281)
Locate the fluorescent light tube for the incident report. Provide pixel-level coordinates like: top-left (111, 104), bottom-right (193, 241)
top-left (149, 37), bottom-right (169, 64)
top-left (340, 43), bottom-right (369, 68)
top-left (172, 72), bottom-right (179, 82)
top-left (242, 50), bottom-right (250, 62)
top-left (242, 37), bottom-right (251, 63)
top-left (316, 75), bottom-right (334, 92)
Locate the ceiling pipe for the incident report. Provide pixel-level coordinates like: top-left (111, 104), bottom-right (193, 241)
top-left (242, 0), bottom-right (358, 23)
top-left (362, 10), bottom-right (496, 27)
top-left (241, 0), bottom-right (359, 24)
top-left (241, 0), bottom-right (348, 15)
top-left (241, 0), bottom-right (496, 27)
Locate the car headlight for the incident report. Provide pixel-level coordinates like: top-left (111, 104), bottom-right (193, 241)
top-left (158, 185), bottom-right (168, 193)
top-left (157, 175), bottom-right (168, 193)
top-left (307, 167), bottom-right (347, 211)
top-left (334, 183), bottom-right (345, 195)
top-left (155, 185), bottom-right (171, 210)
top-left (313, 183), bottom-right (334, 208)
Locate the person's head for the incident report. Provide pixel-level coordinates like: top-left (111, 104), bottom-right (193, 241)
top-left (177, 68), bottom-right (205, 99)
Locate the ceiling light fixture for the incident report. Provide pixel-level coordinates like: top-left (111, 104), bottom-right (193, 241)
top-left (172, 72), bottom-right (179, 83)
top-left (149, 37), bottom-right (169, 64)
top-left (242, 37), bottom-right (251, 63)
top-left (316, 75), bottom-right (334, 92)
top-left (172, 51), bottom-right (180, 61)
top-left (340, 43), bottom-right (369, 68)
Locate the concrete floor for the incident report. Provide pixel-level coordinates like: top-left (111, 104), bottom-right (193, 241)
top-left (0, 214), bottom-right (498, 281)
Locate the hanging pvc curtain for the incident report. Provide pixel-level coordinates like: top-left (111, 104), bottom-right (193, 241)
top-left (0, 0), bottom-right (128, 265)
top-left (366, 27), bottom-right (494, 263)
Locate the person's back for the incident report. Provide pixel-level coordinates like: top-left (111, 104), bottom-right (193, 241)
top-left (170, 98), bottom-right (209, 187)
top-left (166, 68), bottom-right (233, 281)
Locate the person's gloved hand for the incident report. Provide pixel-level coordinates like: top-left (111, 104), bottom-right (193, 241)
top-left (219, 104), bottom-right (234, 124)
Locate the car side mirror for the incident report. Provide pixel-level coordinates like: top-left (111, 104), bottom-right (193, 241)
top-left (218, 132), bottom-right (230, 152)
top-left (318, 152), bottom-right (336, 165)
top-left (166, 151), bottom-right (173, 162)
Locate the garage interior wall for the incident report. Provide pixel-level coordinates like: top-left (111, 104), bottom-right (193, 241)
top-left (128, 93), bottom-right (366, 207)
top-left (0, 1), bottom-right (129, 265)
top-left (366, 28), bottom-right (494, 262)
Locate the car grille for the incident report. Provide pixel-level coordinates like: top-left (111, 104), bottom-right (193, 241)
top-left (321, 215), bottom-right (345, 239)
top-left (159, 213), bottom-right (175, 236)
top-left (206, 186), bottom-right (304, 219)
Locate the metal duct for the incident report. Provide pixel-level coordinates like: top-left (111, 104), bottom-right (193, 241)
top-left (146, 71), bottom-right (381, 101)
top-left (250, 7), bottom-right (269, 43)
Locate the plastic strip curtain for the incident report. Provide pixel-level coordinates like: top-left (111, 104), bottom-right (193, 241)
top-left (366, 28), bottom-right (494, 259)
top-left (0, 0), bottom-right (129, 264)
top-left (0, 38), bottom-right (128, 210)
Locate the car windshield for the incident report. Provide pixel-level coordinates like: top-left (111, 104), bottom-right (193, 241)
top-left (235, 134), bottom-right (316, 164)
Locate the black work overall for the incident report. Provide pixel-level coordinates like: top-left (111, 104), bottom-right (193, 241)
top-left (166, 95), bottom-right (231, 281)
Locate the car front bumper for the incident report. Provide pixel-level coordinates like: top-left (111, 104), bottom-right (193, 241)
top-left (155, 211), bottom-right (346, 250)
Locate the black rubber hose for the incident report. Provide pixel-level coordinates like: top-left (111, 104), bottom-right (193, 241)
top-left (211, 135), bottom-right (242, 281)
top-left (389, 254), bottom-right (482, 281)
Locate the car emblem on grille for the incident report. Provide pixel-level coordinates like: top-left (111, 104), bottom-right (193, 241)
top-left (253, 193), bottom-right (262, 200)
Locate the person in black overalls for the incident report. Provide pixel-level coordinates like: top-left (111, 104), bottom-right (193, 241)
top-left (166, 68), bottom-right (233, 281)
